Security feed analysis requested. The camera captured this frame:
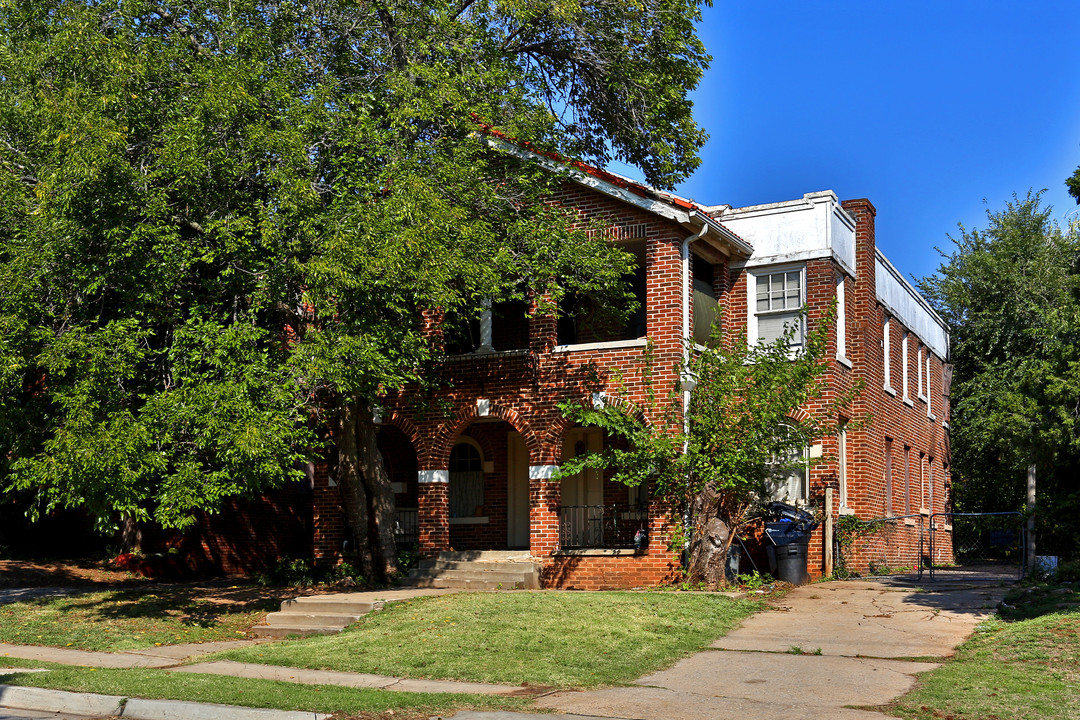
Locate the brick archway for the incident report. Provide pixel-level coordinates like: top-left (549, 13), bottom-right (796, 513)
top-left (427, 401), bottom-right (548, 469)
top-left (547, 393), bottom-right (654, 457)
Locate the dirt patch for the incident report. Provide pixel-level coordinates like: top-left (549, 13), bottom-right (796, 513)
top-left (0, 559), bottom-right (143, 588)
top-left (0, 559), bottom-right (351, 605)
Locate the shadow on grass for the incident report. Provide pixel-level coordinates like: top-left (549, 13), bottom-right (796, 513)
top-left (43, 586), bottom-right (285, 629)
top-left (998, 582), bottom-right (1080, 621)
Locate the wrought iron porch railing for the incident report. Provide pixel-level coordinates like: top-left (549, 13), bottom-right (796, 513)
top-left (557, 504), bottom-right (648, 550)
top-left (394, 508), bottom-right (419, 547)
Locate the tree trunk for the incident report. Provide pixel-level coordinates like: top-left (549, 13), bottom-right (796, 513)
top-left (356, 404), bottom-right (399, 578)
top-left (686, 483), bottom-right (733, 588)
top-left (1026, 463), bottom-right (1036, 573)
top-left (118, 517), bottom-right (142, 553)
top-left (336, 398), bottom-right (373, 577)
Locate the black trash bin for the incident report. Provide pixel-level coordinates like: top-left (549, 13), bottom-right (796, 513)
top-left (763, 502), bottom-right (818, 586)
top-left (773, 540), bottom-right (810, 585)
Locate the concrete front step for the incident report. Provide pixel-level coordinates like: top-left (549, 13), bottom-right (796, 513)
top-left (254, 624), bottom-right (344, 639)
top-left (416, 560), bottom-right (538, 574)
top-left (252, 588), bottom-right (456, 639)
top-left (404, 577), bottom-right (525, 590)
top-left (279, 597), bottom-right (380, 615)
top-left (399, 551), bottom-right (541, 590)
top-left (263, 611), bottom-right (366, 628)
top-left (408, 569), bottom-right (535, 584)
top-left (435, 550), bottom-right (532, 562)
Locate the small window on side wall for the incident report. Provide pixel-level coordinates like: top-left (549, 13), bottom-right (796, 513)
top-left (692, 254), bottom-right (719, 345)
top-left (750, 265), bottom-right (805, 350)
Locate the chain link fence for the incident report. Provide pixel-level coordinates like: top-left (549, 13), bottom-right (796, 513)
top-left (929, 512), bottom-right (1025, 581)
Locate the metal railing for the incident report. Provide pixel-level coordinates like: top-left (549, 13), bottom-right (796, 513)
top-left (557, 504), bottom-right (647, 550)
top-left (394, 508), bottom-right (419, 547)
top-left (928, 512), bottom-right (1025, 581)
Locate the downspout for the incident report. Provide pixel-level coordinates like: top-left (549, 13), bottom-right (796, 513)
top-left (680, 219), bottom-right (708, 565)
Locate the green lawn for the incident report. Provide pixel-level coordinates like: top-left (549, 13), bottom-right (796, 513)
top-left (218, 590), bottom-right (763, 688)
top-left (0, 587), bottom-right (284, 651)
top-left (0, 659), bottom-right (529, 718)
top-left (887, 582), bottom-right (1080, 720)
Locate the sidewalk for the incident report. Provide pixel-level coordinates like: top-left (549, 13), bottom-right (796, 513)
top-left (534, 573), bottom-right (1011, 720)
top-left (1, 573), bottom-right (1013, 720)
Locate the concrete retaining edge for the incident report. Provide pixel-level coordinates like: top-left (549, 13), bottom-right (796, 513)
top-left (0, 684), bottom-right (329, 720)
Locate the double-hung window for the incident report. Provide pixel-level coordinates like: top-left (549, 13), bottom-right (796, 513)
top-left (751, 265), bottom-right (805, 350)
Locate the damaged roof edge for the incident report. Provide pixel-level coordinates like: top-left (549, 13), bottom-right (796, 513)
top-left (480, 135), bottom-right (753, 258)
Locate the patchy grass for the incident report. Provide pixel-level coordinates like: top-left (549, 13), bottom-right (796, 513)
top-left (886, 581), bottom-right (1080, 720)
top-left (0, 659), bottom-right (529, 717)
top-left (0, 587), bottom-right (286, 651)
top-left (219, 590), bottom-right (762, 688)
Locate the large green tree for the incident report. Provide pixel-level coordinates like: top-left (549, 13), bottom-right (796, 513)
top-left (919, 194), bottom-right (1080, 558)
top-left (0, 0), bottom-right (713, 576)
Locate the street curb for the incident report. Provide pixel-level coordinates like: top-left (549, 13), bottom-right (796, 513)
top-left (0, 685), bottom-right (329, 719)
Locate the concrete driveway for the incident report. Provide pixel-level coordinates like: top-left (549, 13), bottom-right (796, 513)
top-left (533, 573), bottom-right (1011, 720)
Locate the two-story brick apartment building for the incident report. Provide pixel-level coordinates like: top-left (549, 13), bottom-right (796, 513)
top-left (309, 157), bottom-right (952, 588)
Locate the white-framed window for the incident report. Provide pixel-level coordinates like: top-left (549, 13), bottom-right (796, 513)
top-left (902, 332), bottom-right (911, 401)
top-left (767, 444), bottom-right (809, 503)
top-left (838, 420), bottom-right (849, 507)
top-left (917, 345), bottom-right (926, 400)
top-left (836, 275), bottom-right (847, 362)
top-left (749, 265), bottom-right (805, 350)
top-left (884, 437), bottom-right (894, 515)
top-left (767, 423), bottom-right (809, 503)
top-left (883, 316), bottom-right (893, 392)
top-left (926, 354), bottom-right (934, 418)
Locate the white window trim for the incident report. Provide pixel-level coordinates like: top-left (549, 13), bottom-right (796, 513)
top-left (838, 422), bottom-right (849, 508)
top-left (836, 275), bottom-right (849, 364)
top-left (917, 346), bottom-right (927, 402)
top-left (902, 332), bottom-right (910, 401)
top-left (883, 316), bottom-right (896, 394)
top-left (926, 354), bottom-right (935, 419)
top-left (748, 263), bottom-right (806, 354)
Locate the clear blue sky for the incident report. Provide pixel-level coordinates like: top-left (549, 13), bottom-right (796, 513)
top-left (617, 1), bottom-right (1080, 283)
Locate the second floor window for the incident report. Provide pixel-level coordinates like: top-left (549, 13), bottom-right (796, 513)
top-left (751, 265), bottom-right (805, 349)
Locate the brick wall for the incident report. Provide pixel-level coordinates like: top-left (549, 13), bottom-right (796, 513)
top-left (305, 183), bottom-right (951, 587)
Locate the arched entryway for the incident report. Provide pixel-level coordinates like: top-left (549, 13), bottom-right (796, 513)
top-left (445, 420), bottom-right (532, 551)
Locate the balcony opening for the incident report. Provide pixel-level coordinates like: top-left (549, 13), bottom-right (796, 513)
top-left (557, 238), bottom-right (646, 346)
top-left (444, 298), bottom-right (530, 355)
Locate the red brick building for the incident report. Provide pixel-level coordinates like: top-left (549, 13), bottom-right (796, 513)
top-left (311, 157), bottom-right (952, 588)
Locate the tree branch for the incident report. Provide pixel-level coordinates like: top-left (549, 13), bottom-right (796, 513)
top-left (154, 7), bottom-right (212, 57)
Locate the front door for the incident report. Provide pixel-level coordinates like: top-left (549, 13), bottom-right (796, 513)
top-left (507, 432), bottom-right (530, 549)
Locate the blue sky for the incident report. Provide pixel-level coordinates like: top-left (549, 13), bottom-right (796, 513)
top-left (617, 1), bottom-right (1080, 283)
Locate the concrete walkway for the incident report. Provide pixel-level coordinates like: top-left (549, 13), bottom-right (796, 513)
top-left (0, 572), bottom-right (1014, 720)
top-left (533, 573), bottom-right (1012, 720)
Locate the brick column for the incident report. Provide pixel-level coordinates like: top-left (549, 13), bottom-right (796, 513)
top-left (418, 470), bottom-right (450, 553)
top-left (312, 460), bottom-right (345, 560)
top-left (529, 292), bottom-right (557, 352)
top-left (528, 464), bottom-right (561, 555)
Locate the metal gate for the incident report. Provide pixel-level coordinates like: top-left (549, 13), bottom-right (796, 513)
top-left (834, 514), bottom-right (925, 581)
top-left (928, 512), bottom-right (1026, 581)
